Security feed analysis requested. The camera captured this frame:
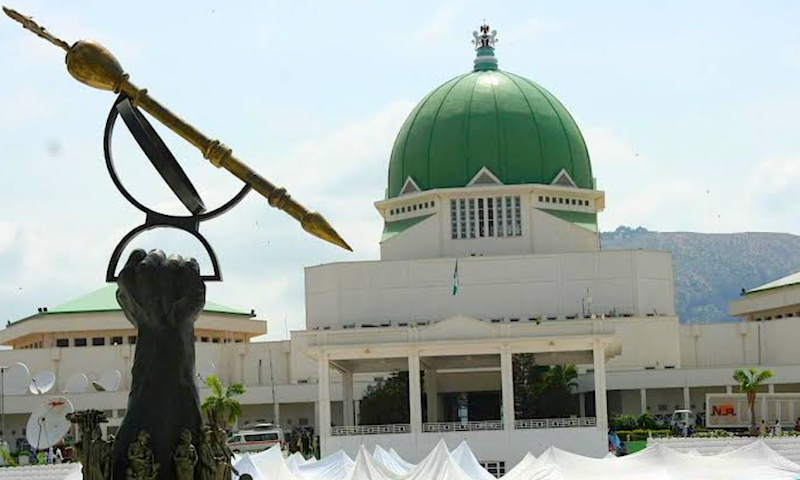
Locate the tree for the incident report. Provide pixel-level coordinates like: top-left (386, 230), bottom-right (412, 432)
top-left (733, 367), bottom-right (773, 435)
top-left (358, 371), bottom-right (412, 425)
top-left (513, 354), bottom-right (545, 419)
top-left (201, 374), bottom-right (245, 429)
top-left (537, 364), bottom-right (579, 417)
top-left (513, 355), bottom-right (579, 419)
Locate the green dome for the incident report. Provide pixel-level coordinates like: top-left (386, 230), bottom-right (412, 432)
top-left (387, 68), bottom-right (593, 198)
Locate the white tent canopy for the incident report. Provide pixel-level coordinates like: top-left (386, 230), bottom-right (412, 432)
top-left (373, 446), bottom-right (414, 476)
top-left (449, 442), bottom-right (498, 480)
top-left (232, 438), bottom-right (800, 480)
top-left (534, 441), bottom-right (800, 480)
top-left (389, 449), bottom-right (416, 472)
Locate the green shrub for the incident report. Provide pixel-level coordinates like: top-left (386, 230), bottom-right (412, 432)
top-left (637, 412), bottom-right (659, 430)
top-left (611, 415), bottom-right (639, 431)
top-left (615, 429), bottom-right (672, 441)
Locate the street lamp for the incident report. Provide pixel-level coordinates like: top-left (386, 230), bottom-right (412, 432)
top-left (0, 365), bottom-right (9, 455)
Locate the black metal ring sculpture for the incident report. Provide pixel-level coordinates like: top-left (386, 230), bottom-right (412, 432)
top-left (103, 94), bottom-right (251, 282)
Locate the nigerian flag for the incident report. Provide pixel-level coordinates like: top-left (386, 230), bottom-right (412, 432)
top-left (452, 259), bottom-right (460, 296)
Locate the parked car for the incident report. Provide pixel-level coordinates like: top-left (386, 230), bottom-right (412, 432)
top-left (227, 425), bottom-right (283, 453)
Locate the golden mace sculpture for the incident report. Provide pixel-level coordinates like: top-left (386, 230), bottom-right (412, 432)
top-left (3, 6), bottom-right (352, 252)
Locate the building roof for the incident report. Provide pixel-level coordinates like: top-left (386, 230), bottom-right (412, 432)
top-left (43, 285), bottom-right (253, 317)
top-left (386, 47), bottom-right (592, 199)
top-left (381, 214), bottom-right (434, 242)
top-left (539, 209), bottom-right (598, 233)
top-left (745, 271), bottom-right (800, 295)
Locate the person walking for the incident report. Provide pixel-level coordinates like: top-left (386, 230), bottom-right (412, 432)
top-left (759, 419), bottom-right (768, 436)
top-left (775, 420), bottom-right (783, 436)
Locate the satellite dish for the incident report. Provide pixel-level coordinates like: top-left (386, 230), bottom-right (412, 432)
top-left (63, 373), bottom-right (89, 394)
top-left (196, 361), bottom-right (216, 384)
top-left (26, 397), bottom-right (74, 450)
top-left (29, 371), bottom-right (56, 395)
top-left (92, 370), bottom-right (122, 392)
top-left (2, 362), bottom-right (31, 395)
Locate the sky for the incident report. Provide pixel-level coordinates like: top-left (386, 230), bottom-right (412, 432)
top-left (1, 1), bottom-right (800, 340)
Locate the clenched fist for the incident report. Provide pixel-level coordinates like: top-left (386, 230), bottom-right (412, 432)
top-left (117, 249), bottom-right (205, 330)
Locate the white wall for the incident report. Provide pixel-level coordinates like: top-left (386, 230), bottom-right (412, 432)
top-left (380, 189), bottom-right (601, 262)
top-left (678, 318), bottom-right (800, 369)
top-left (381, 214), bottom-right (442, 262)
top-left (306, 250), bottom-right (675, 328)
top-left (530, 209), bottom-right (598, 254)
top-left (730, 283), bottom-right (800, 317)
top-left (606, 317), bottom-right (681, 369)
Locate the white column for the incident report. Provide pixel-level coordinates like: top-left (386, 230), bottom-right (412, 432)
top-left (769, 384), bottom-right (775, 394)
top-left (683, 386), bottom-right (691, 410)
top-left (425, 369), bottom-right (439, 423)
top-left (501, 347), bottom-right (515, 431)
top-left (409, 351), bottom-right (422, 433)
top-left (640, 388), bottom-right (648, 414)
top-left (343, 370), bottom-right (354, 426)
top-left (354, 400), bottom-right (361, 426)
top-left (317, 352), bottom-right (331, 441)
top-left (579, 393), bottom-right (587, 417)
top-left (273, 402), bottom-right (281, 426)
top-left (593, 340), bottom-right (608, 431)
top-left (726, 385), bottom-right (733, 394)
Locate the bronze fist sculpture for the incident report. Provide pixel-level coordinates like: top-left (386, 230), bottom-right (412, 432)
top-left (113, 250), bottom-right (205, 480)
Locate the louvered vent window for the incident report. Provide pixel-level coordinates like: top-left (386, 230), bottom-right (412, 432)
top-left (449, 196), bottom-right (522, 239)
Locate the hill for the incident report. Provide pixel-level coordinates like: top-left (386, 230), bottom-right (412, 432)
top-left (601, 227), bottom-right (800, 323)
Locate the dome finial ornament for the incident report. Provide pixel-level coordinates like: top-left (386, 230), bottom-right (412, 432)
top-left (472, 22), bottom-right (498, 50)
top-left (472, 22), bottom-right (498, 71)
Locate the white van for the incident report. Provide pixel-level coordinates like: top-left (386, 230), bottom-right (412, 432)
top-left (227, 426), bottom-right (283, 453)
top-left (670, 409), bottom-right (696, 435)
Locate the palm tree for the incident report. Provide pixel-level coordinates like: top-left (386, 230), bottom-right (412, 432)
top-left (733, 368), bottom-right (773, 435)
top-left (202, 374), bottom-right (246, 429)
top-left (543, 365), bottom-right (579, 392)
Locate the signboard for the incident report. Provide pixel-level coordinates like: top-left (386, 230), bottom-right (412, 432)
top-left (706, 393), bottom-right (800, 428)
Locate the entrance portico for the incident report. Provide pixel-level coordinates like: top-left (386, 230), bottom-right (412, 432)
top-left (298, 315), bottom-right (620, 463)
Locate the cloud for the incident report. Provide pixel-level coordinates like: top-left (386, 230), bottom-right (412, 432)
top-left (265, 100), bottom-right (414, 198)
top-left (586, 125), bottom-right (744, 233)
top-left (742, 151), bottom-right (800, 228)
top-left (0, 87), bottom-right (58, 128)
top-left (745, 152), bottom-right (800, 206)
top-left (404, 4), bottom-right (461, 46)
top-left (7, 7), bottom-right (144, 68)
top-left (0, 220), bottom-right (117, 322)
top-left (587, 124), bottom-right (800, 235)
top-left (501, 17), bottom-right (552, 47)
top-left (584, 125), bottom-right (647, 171)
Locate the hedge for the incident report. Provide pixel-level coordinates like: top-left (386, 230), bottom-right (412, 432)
top-left (615, 429), bottom-right (672, 441)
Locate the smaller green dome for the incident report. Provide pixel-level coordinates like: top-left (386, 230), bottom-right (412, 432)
top-left (387, 26), bottom-right (592, 199)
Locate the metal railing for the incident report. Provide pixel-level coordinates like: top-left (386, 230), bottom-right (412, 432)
top-left (515, 417), bottom-right (596, 429)
top-left (330, 417), bottom-right (596, 436)
top-left (423, 420), bottom-right (504, 433)
top-left (330, 424), bottom-right (410, 436)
